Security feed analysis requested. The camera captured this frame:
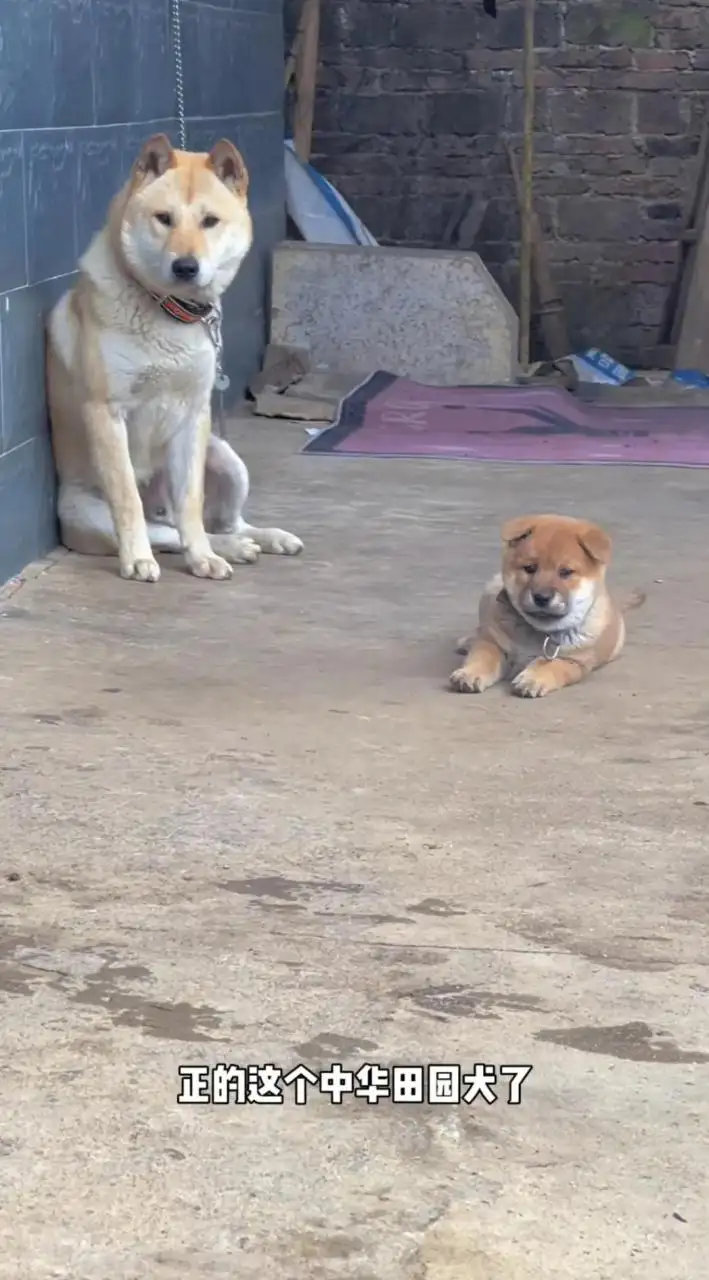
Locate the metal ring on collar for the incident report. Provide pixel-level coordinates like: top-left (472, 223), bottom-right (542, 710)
top-left (542, 636), bottom-right (560, 661)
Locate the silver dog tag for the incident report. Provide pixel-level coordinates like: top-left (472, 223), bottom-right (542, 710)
top-left (214, 372), bottom-right (230, 392)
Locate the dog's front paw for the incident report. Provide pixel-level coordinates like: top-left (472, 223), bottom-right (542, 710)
top-left (252, 528), bottom-right (303, 556)
top-left (449, 665), bottom-right (494, 694)
top-left (185, 551), bottom-right (233, 580)
top-left (120, 554), bottom-right (160, 583)
top-left (511, 664), bottom-right (554, 699)
top-left (209, 535), bottom-right (261, 564)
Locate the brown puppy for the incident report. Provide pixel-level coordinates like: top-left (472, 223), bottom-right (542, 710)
top-left (450, 514), bottom-right (643, 699)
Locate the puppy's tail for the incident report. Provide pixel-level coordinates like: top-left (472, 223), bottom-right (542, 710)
top-left (619, 588), bottom-right (646, 614)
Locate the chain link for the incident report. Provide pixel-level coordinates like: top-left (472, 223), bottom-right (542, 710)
top-left (170, 0), bottom-right (230, 433)
top-left (171, 0), bottom-right (186, 149)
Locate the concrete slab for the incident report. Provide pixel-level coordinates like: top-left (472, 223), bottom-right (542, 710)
top-left (270, 241), bottom-right (518, 385)
top-left (0, 415), bottom-right (707, 1278)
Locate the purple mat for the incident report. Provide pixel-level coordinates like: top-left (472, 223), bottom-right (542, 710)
top-left (303, 371), bottom-right (709, 466)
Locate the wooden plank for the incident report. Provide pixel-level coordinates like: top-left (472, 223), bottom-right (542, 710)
top-left (669, 118), bottom-right (709, 348)
top-left (674, 196), bottom-right (709, 373)
top-left (293, 0), bottom-right (320, 163)
top-left (284, 1), bottom-right (307, 88)
top-left (506, 141), bottom-right (570, 361)
top-left (518, 0), bottom-right (536, 368)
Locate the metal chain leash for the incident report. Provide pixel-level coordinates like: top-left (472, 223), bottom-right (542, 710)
top-left (171, 0), bottom-right (186, 149)
top-left (205, 302), bottom-right (231, 437)
top-left (170, 0), bottom-right (230, 435)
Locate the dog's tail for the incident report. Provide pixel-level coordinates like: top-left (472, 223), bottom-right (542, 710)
top-left (618, 588), bottom-right (646, 614)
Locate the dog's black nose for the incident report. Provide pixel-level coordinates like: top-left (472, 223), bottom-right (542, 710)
top-left (532, 590), bottom-right (553, 608)
top-left (172, 255), bottom-right (200, 282)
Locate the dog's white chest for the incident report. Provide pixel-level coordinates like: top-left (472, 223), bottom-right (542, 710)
top-left (102, 324), bottom-right (216, 480)
top-left (105, 327), bottom-right (214, 405)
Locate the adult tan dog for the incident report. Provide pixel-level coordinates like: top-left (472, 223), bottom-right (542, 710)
top-left (47, 133), bottom-right (302, 583)
top-left (450, 514), bottom-right (643, 699)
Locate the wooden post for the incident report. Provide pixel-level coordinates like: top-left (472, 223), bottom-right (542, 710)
top-left (505, 140), bottom-right (569, 360)
top-left (284, 2), bottom-right (308, 88)
top-left (519, 0), bottom-right (536, 370)
top-left (293, 0), bottom-right (321, 163)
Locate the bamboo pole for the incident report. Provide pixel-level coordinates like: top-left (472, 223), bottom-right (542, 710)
top-left (519, 0), bottom-right (536, 370)
top-left (505, 140), bottom-right (569, 360)
top-left (293, 0), bottom-right (321, 163)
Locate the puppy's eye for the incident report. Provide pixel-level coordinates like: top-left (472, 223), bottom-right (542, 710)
top-left (201, 214), bottom-right (219, 229)
top-left (522, 563), bottom-right (537, 576)
top-left (558, 567), bottom-right (574, 579)
top-left (154, 212), bottom-right (173, 227)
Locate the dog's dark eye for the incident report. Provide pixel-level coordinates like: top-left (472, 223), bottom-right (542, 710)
top-left (522, 563), bottom-right (537, 575)
top-left (202, 214), bottom-right (219, 229)
top-left (154, 212), bottom-right (173, 227)
top-left (558, 567), bottom-right (574, 579)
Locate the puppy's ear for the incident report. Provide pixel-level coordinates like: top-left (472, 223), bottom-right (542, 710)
top-left (501, 515), bottom-right (536, 546)
top-left (208, 139), bottom-right (248, 196)
top-left (133, 134), bottom-right (175, 183)
top-left (578, 521), bottom-right (612, 565)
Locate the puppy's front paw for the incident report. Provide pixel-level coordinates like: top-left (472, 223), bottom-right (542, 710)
top-left (120, 555), bottom-right (160, 583)
top-left (511, 663), bottom-right (554, 699)
top-left (449, 665), bottom-right (495, 694)
top-left (185, 551), bottom-right (233, 580)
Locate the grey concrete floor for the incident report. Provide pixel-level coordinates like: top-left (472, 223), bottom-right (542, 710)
top-left (0, 416), bottom-right (708, 1278)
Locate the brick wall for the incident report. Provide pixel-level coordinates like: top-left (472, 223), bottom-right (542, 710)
top-left (0, 0), bottom-right (284, 586)
top-left (287, 0), bottom-right (709, 365)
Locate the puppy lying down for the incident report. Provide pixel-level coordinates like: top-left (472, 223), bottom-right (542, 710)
top-left (450, 513), bottom-right (644, 699)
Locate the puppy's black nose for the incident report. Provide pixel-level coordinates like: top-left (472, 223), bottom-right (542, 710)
top-left (532, 590), bottom-right (553, 608)
top-left (172, 255), bottom-right (200, 282)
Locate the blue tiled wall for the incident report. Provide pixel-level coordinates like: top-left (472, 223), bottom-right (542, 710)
top-left (0, 0), bottom-right (285, 585)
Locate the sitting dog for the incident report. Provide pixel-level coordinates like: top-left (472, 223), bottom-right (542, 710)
top-left (46, 133), bottom-right (302, 583)
top-left (450, 513), bottom-right (643, 699)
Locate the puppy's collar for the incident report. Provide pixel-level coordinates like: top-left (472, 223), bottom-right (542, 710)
top-left (496, 587), bottom-right (576, 661)
top-left (150, 292), bottom-right (216, 325)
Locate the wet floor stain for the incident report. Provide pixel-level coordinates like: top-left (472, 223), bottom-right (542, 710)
top-left (294, 1032), bottom-right (379, 1060)
top-left (291, 1232), bottom-right (365, 1260)
top-left (68, 961), bottom-right (223, 1042)
top-left (511, 915), bottom-right (676, 972)
top-left (0, 941), bottom-right (226, 1045)
top-left (218, 874), bottom-right (363, 901)
top-left (0, 963), bottom-right (37, 997)
top-left (0, 604), bottom-right (30, 618)
top-left (400, 984), bottom-right (543, 1020)
top-left (252, 901), bottom-right (307, 914)
top-left (0, 934), bottom-right (52, 997)
top-left (407, 898), bottom-right (466, 917)
top-left (535, 1021), bottom-right (709, 1064)
top-left (379, 947), bottom-right (444, 967)
top-left (672, 892), bottom-right (709, 923)
top-left (314, 911), bottom-right (412, 926)
top-left (30, 706), bottom-right (104, 727)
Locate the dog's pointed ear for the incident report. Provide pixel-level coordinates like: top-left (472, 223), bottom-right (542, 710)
top-left (208, 140), bottom-right (248, 196)
top-left (133, 134), bottom-right (175, 183)
top-left (578, 522), bottom-right (612, 565)
top-left (501, 515), bottom-right (536, 546)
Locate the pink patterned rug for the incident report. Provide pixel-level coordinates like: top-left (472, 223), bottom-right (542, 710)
top-left (303, 372), bottom-right (709, 466)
